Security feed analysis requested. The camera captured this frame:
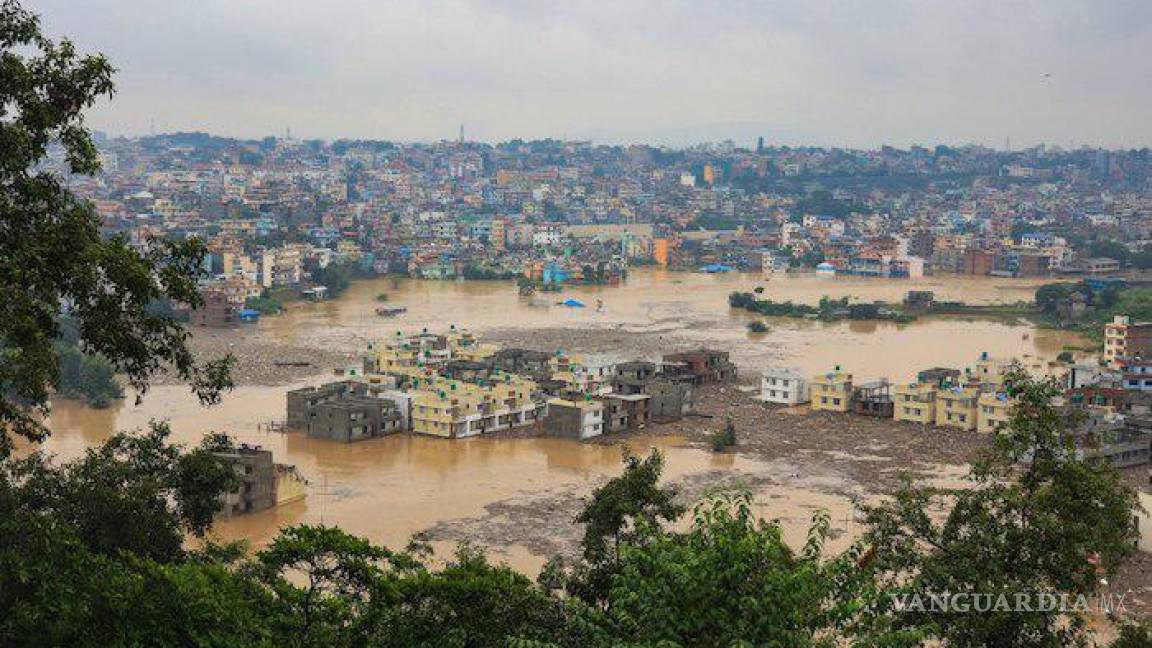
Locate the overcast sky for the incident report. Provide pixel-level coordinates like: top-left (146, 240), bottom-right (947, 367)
top-left (28, 0), bottom-right (1152, 148)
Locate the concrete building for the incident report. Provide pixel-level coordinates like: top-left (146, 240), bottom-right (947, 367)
top-left (644, 378), bottom-right (695, 422)
top-left (893, 382), bottom-right (937, 424)
top-left (614, 360), bottom-right (659, 383)
top-left (977, 392), bottom-right (1013, 434)
top-left (1083, 257), bottom-right (1121, 274)
top-left (602, 393), bottom-right (650, 432)
top-left (1066, 413), bottom-right (1152, 468)
top-left (409, 374), bottom-right (545, 438)
top-left (214, 444), bottom-right (307, 518)
top-left (308, 397), bottom-right (404, 442)
top-left (259, 245), bottom-right (304, 287)
top-left (1105, 316), bottom-right (1152, 369)
top-left (811, 369), bottom-right (853, 413)
top-left (662, 350), bottom-right (738, 384)
top-left (970, 352), bottom-right (1016, 387)
top-left (286, 380), bottom-right (377, 430)
top-left (190, 289), bottom-right (240, 328)
top-left (1123, 361), bottom-right (1152, 392)
top-left (545, 397), bottom-right (605, 439)
top-left (760, 368), bottom-right (809, 405)
top-left (853, 380), bottom-right (893, 418)
top-left (935, 386), bottom-right (979, 431)
top-left (917, 367), bottom-right (962, 388)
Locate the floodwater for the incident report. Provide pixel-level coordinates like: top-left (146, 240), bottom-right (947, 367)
top-left (257, 268), bottom-right (1080, 382)
top-left (37, 270), bottom-right (1083, 572)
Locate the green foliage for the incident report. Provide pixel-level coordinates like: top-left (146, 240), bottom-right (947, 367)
top-left (254, 524), bottom-right (394, 645)
top-left (589, 493), bottom-right (854, 647)
top-left (246, 292), bottom-right (284, 315)
top-left (730, 291), bottom-right (910, 323)
top-left (745, 319), bottom-right (768, 333)
top-left (1109, 622), bottom-right (1152, 647)
top-left (3, 421), bottom-right (239, 562)
top-left (310, 260), bottom-right (358, 296)
top-left (794, 189), bottom-right (867, 219)
top-left (365, 545), bottom-right (574, 648)
top-left (375, 292), bottom-right (390, 302)
top-left (0, 408), bottom-right (1146, 647)
top-left (1088, 239), bottom-right (1131, 265)
top-left (562, 450), bottom-right (686, 608)
top-left (0, 0), bottom-right (233, 457)
top-left (861, 372), bottom-right (1140, 646)
top-left (710, 417), bottom-right (738, 451)
top-left (53, 341), bottom-right (123, 407)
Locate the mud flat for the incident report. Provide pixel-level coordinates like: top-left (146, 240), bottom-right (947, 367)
top-left (154, 328), bottom-right (347, 387)
top-left (438, 383), bottom-right (982, 563)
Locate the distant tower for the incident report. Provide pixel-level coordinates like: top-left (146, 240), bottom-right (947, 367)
top-left (1005, 136), bottom-right (1011, 152)
top-left (459, 123), bottom-right (464, 144)
top-left (757, 136), bottom-right (764, 153)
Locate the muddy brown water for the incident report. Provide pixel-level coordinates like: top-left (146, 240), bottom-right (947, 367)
top-left (37, 270), bottom-right (1083, 572)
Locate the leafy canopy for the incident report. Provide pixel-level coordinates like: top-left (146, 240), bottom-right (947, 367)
top-left (0, 0), bottom-right (232, 458)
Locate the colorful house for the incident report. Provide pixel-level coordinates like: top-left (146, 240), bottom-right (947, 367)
top-left (935, 386), bottom-right (979, 431)
top-left (811, 369), bottom-right (853, 413)
top-left (893, 382), bottom-right (937, 424)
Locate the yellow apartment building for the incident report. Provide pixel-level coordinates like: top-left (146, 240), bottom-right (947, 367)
top-left (935, 386), bottom-right (979, 430)
top-left (893, 382), bottom-right (937, 424)
top-left (410, 374), bottom-right (544, 438)
top-left (977, 392), bottom-right (1013, 434)
top-left (372, 327), bottom-right (496, 372)
top-left (811, 369), bottom-right (853, 412)
top-left (971, 353), bottom-right (1015, 387)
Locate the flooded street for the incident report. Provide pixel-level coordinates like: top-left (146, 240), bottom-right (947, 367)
top-left (39, 270), bottom-right (1082, 572)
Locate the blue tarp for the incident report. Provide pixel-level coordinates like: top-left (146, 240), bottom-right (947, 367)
top-left (560, 298), bottom-right (586, 308)
top-left (238, 309), bottom-right (261, 321)
top-left (701, 263), bottom-right (733, 273)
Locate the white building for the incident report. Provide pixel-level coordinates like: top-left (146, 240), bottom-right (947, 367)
top-left (762, 253), bottom-right (787, 278)
top-left (761, 368), bottom-right (810, 405)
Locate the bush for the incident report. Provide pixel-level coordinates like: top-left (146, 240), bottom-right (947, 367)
top-left (710, 418), bottom-right (737, 451)
top-left (746, 320), bottom-right (769, 334)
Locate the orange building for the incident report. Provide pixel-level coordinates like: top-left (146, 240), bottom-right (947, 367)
top-left (653, 238), bottom-right (671, 266)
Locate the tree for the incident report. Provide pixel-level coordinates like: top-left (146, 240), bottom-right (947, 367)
top-left (710, 417), bottom-right (738, 450)
top-left (860, 372), bottom-right (1140, 646)
top-left (310, 260), bottom-right (357, 296)
top-left (0, 422), bottom-right (254, 646)
top-left (559, 450), bottom-right (685, 607)
top-left (2, 421), bottom-right (239, 562)
top-left (0, 0), bottom-right (232, 457)
top-left (365, 545), bottom-right (574, 648)
top-left (254, 525), bottom-right (392, 646)
top-left (584, 493), bottom-right (865, 647)
top-left (1088, 239), bottom-right (1131, 266)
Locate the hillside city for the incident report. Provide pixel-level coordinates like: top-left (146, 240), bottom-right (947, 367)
top-left (9, 0), bottom-right (1152, 645)
top-left (57, 132), bottom-right (1152, 311)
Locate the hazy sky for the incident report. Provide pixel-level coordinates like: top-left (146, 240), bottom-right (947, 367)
top-left (29, 0), bottom-right (1152, 148)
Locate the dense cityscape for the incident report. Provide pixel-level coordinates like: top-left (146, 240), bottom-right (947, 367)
top-left (7, 0), bottom-right (1152, 646)
top-left (61, 132), bottom-right (1152, 316)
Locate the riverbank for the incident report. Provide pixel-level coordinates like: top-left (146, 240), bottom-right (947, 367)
top-left (155, 327), bottom-right (347, 386)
